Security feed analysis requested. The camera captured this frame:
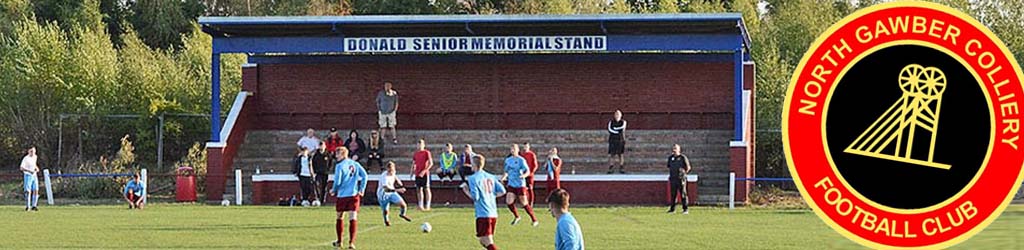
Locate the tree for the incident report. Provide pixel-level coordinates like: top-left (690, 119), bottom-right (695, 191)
top-left (0, 0), bottom-right (32, 35)
top-left (572, 0), bottom-right (605, 14)
top-left (605, 0), bottom-right (632, 13)
top-left (32, 0), bottom-right (104, 32)
top-left (99, 0), bottom-right (130, 47)
top-left (656, 0), bottom-right (680, 13)
top-left (544, 0), bottom-right (575, 14)
top-left (351, 0), bottom-right (438, 14)
top-left (128, 0), bottom-right (204, 50)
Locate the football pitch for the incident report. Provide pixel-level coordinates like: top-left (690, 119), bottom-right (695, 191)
top-left (1, 204), bottom-right (1020, 249)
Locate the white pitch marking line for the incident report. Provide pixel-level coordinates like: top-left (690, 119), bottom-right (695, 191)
top-left (317, 212), bottom-right (446, 247)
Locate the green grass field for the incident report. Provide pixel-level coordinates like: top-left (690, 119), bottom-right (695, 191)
top-left (1, 204), bottom-right (1020, 249)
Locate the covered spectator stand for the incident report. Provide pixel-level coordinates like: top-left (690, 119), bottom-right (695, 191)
top-left (200, 14), bottom-right (755, 205)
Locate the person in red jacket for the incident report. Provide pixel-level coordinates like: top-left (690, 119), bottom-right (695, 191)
top-left (325, 127), bottom-right (344, 154)
top-left (519, 143), bottom-right (540, 207)
top-left (545, 147), bottom-right (563, 198)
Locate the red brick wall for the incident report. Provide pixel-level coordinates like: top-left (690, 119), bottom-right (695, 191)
top-left (250, 62), bottom-right (734, 130)
top-left (206, 66), bottom-right (259, 201)
top-left (252, 179), bottom-right (698, 206)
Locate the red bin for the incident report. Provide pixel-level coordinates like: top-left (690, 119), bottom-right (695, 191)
top-left (176, 166), bottom-right (197, 202)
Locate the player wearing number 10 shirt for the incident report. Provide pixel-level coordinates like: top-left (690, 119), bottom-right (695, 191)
top-left (461, 154), bottom-right (506, 250)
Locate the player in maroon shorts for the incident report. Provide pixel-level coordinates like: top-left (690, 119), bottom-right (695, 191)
top-left (502, 144), bottom-right (539, 226)
top-left (461, 154), bottom-right (506, 250)
top-left (519, 142), bottom-right (540, 207)
top-left (330, 147), bottom-right (368, 249)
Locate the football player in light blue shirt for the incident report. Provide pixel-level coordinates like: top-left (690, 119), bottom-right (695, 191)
top-left (501, 144), bottom-right (538, 226)
top-left (329, 147), bottom-right (367, 249)
top-left (461, 154), bottom-right (506, 250)
top-left (123, 173), bottom-right (146, 210)
top-left (548, 188), bottom-right (585, 250)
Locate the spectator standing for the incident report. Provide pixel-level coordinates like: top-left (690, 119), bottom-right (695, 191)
top-left (298, 128), bottom-right (321, 157)
top-left (667, 144), bottom-right (691, 214)
top-left (376, 81), bottom-right (399, 144)
top-left (20, 147), bottom-right (40, 211)
top-left (411, 139), bottom-right (433, 211)
top-left (294, 147), bottom-right (315, 205)
top-left (606, 110), bottom-right (628, 174)
top-left (312, 141), bottom-right (334, 203)
top-left (366, 130), bottom-right (385, 170)
top-left (545, 147), bottom-right (563, 198)
top-left (344, 129), bottom-right (367, 162)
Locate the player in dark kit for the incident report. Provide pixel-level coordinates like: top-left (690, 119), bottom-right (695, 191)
top-left (667, 144), bottom-right (691, 214)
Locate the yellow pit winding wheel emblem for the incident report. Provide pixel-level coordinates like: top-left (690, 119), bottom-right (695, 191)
top-left (844, 64), bottom-right (951, 170)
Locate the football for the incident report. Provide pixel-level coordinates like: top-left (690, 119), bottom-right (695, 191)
top-left (311, 200), bottom-right (321, 207)
top-left (221, 199), bottom-right (230, 206)
top-left (300, 200), bottom-right (310, 207)
top-left (420, 222), bottom-right (432, 233)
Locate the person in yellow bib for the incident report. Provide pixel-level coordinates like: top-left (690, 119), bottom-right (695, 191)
top-left (437, 143), bottom-right (459, 186)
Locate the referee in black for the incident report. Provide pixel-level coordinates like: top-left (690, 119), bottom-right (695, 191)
top-left (667, 144), bottom-right (691, 214)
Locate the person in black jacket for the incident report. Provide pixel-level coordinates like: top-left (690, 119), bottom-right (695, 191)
top-left (294, 146), bottom-right (314, 205)
top-left (667, 144), bottom-right (691, 214)
top-left (607, 110), bottom-right (628, 174)
top-left (366, 130), bottom-right (385, 170)
top-left (344, 129), bottom-right (367, 162)
top-left (311, 141), bottom-right (334, 203)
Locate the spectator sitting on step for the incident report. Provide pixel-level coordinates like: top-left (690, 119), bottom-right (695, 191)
top-left (437, 143), bottom-right (459, 186)
top-left (366, 130), bottom-right (385, 170)
top-left (344, 129), bottom-right (367, 162)
top-left (458, 144), bottom-right (479, 185)
top-left (123, 173), bottom-right (146, 210)
top-left (325, 127), bottom-right (344, 154)
top-left (297, 128), bottom-right (321, 157)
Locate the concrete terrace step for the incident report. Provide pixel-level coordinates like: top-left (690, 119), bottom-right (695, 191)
top-left (244, 130), bottom-right (732, 145)
top-left (236, 142), bottom-right (728, 159)
top-left (228, 129), bottom-right (739, 204)
top-left (231, 157), bottom-right (732, 175)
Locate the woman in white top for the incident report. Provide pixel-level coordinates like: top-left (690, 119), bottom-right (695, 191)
top-left (378, 161), bottom-right (412, 226)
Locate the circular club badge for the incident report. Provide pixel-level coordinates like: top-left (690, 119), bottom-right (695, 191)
top-left (783, 1), bottom-right (1024, 249)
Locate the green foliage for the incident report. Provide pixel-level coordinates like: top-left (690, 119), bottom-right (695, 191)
top-left (544, 0), bottom-right (575, 14)
top-left (306, 0), bottom-right (353, 15)
top-left (605, 0), bottom-right (633, 13)
top-left (128, 0), bottom-right (204, 50)
top-left (32, 0), bottom-right (104, 32)
top-left (655, 0), bottom-right (680, 13)
top-left (686, 0), bottom-right (727, 13)
top-left (99, 0), bottom-right (130, 47)
top-left (0, 0), bottom-right (32, 35)
top-left (572, 0), bottom-right (605, 14)
top-left (174, 142), bottom-right (206, 193)
top-left (352, 0), bottom-right (439, 14)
